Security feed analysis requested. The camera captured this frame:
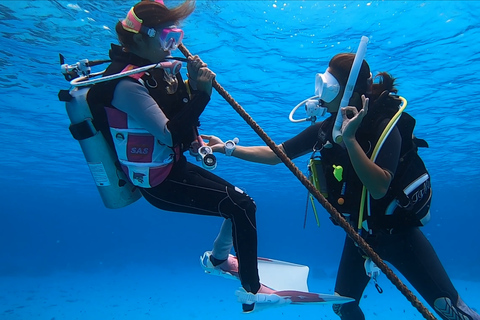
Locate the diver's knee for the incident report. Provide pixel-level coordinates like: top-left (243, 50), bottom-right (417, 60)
top-left (223, 187), bottom-right (256, 216)
top-left (333, 303), bottom-right (342, 316)
top-left (239, 190), bottom-right (256, 213)
top-left (434, 296), bottom-right (480, 320)
top-left (333, 301), bottom-right (364, 320)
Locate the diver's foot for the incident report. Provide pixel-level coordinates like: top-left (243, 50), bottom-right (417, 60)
top-left (237, 285), bottom-right (289, 312)
top-left (200, 251), bottom-right (239, 279)
top-left (258, 284), bottom-right (275, 294)
top-left (213, 254), bottom-right (239, 274)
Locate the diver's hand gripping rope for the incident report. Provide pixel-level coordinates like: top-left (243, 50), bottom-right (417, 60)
top-left (177, 43), bottom-right (437, 320)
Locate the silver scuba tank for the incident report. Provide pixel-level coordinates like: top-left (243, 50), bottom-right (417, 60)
top-left (63, 86), bottom-right (142, 209)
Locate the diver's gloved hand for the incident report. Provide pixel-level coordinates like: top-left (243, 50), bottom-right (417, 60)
top-left (200, 134), bottom-right (225, 153)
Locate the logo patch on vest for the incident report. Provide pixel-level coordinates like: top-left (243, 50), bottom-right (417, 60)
top-left (130, 147), bottom-right (149, 155)
top-left (133, 172), bottom-right (146, 184)
top-left (127, 135), bottom-right (154, 162)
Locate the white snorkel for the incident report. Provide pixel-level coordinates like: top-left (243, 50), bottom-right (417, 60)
top-left (332, 36), bottom-right (369, 144)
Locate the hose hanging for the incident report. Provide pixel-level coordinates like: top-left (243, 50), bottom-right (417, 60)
top-left (178, 44), bottom-right (437, 320)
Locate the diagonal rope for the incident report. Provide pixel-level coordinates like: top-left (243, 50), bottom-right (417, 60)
top-left (179, 44), bottom-right (437, 320)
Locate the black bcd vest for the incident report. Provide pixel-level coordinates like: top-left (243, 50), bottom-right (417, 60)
top-left (317, 94), bottom-right (431, 230)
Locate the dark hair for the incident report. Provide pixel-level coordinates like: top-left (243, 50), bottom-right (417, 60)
top-left (328, 53), bottom-right (371, 94)
top-left (360, 72), bottom-right (400, 130)
top-left (115, 0), bottom-right (195, 49)
top-left (370, 72), bottom-right (397, 100)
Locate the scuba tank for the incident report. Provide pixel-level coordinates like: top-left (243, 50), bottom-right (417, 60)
top-left (60, 86), bottom-right (142, 209)
top-left (58, 54), bottom-right (206, 208)
top-left (58, 55), bottom-right (141, 209)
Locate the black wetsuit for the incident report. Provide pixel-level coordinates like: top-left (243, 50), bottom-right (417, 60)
top-left (88, 44), bottom-right (260, 294)
top-left (282, 114), bottom-right (479, 320)
top-left (139, 157), bottom-right (260, 294)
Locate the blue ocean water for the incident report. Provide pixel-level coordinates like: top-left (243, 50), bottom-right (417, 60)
top-left (1, 1), bottom-right (480, 319)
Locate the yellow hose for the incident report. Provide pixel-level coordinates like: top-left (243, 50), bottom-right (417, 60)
top-left (357, 96), bottom-right (407, 232)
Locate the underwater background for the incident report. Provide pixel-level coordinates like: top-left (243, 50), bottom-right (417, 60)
top-left (1, 1), bottom-right (480, 319)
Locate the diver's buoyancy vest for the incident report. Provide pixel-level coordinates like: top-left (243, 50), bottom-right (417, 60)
top-left (87, 52), bottom-right (196, 188)
top-left (317, 95), bottom-right (431, 230)
top-left (103, 65), bottom-right (178, 188)
top-left (317, 116), bottom-right (368, 217)
top-left (370, 111), bottom-right (432, 229)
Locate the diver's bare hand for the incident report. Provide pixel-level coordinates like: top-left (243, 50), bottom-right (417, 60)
top-left (341, 95), bottom-right (369, 141)
top-left (200, 134), bottom-right (224, 153)
top-left (187, 55), bottom-right (206, 90)
top-left (196, 67), bottom-right (215, 96)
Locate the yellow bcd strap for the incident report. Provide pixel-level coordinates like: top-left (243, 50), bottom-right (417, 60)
top-left (357, 96), bottom-right (408, 232)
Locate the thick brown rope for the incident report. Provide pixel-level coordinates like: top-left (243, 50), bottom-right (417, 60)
top-left (179, 44), bottom-right (437, 320)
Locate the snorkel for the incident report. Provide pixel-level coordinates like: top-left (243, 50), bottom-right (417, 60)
top-left (332, 36), bottom-right (369, 144)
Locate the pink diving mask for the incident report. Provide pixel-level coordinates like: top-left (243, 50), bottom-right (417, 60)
top-left (159, 26), bottom-right (184, 51)
top-left (121, 4), bottom-right (184, 51)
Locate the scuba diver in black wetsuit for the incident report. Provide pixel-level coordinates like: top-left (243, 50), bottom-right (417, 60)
top-left (201, 52), bottom-right (480, 320)
top-left (77, 0), bottom-right (279, 312)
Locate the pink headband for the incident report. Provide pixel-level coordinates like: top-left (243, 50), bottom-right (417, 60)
top-left (121, 7), bottom-right (143, 34)
top-left (121, 0), bottom-right (165, 35)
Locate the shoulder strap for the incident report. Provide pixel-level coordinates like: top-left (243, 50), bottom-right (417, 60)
top-left (358, 95), bottom-right (407, 233)
top-left (316, 115), bottom-right (335, 150)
